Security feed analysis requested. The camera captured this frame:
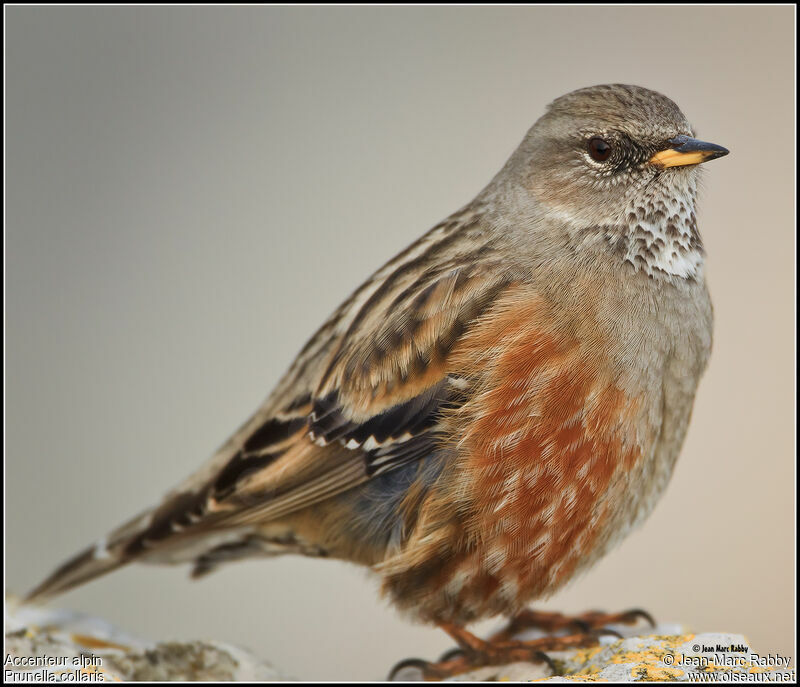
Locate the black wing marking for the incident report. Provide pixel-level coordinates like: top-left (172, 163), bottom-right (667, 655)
top-left (310, 377), bottom-right (468, 477)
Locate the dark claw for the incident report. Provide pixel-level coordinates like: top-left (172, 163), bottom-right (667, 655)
top-left (438, 647), bottom-right (467, 662)
top-left (624, 608), bottom-right (656, 627)
top-left (534, 651), bottom-right (559, 675)
top-left (388, 657), bottom-right (431, 681)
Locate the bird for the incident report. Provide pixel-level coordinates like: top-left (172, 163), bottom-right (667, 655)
top-left (26, 84), bottom-right (728, 678)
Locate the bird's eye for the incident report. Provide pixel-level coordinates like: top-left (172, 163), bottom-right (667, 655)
top-left (587, 137), bottom-right (612, 162)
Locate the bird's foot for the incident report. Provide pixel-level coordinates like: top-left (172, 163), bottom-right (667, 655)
top-left (388, 623), bottom-right (609, 680)
top-left (490, 607), bottom-right (655, 642)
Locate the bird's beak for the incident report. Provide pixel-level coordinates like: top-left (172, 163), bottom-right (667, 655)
top-left (649, 135), bottom-right (729, 168)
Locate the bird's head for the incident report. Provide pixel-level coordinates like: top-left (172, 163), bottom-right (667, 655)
top-left (504, 84), bottom-right (728, 229)
top-left (491, 84), bottom-right (728, 279)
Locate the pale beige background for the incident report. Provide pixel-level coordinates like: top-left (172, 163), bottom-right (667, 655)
top-left (6, 6), bottom-right (795, 680)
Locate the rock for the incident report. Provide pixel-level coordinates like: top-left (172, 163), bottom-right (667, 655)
top-left (6, 598), bottom-right (793, 682)
top-left (444, 624), bottom-right (795, 682)
top-left (4, 597), bottom-right (286, 682)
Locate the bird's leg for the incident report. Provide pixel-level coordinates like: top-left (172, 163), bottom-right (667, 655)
top-left (490, 607), bottom-right (656, 642)
top-left (388, 622), bottom-right (601, 680)
top-left (388, 609), bottom-right (657, 679)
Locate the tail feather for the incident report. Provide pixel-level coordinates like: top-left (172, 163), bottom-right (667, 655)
top-left (24, 502), bottom-right (258, 603)
top-left (24, 509), bottom-right (154, 603)
top-left (24, 544), bottom-right (128, 602)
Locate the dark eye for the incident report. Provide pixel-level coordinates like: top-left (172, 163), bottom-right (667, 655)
top-left (587, 137), bottom-right (612, 162)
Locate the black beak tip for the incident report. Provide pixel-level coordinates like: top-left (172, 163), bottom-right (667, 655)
top-left (669, 134), bottom-right (730, 160)
top-left (707, 144), bottom-right (730, 160)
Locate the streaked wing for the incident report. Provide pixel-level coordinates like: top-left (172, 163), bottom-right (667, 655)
top-left (29, 207), bottom-right (514, 600)
top-left (164, 231), bottom-right (511, 534)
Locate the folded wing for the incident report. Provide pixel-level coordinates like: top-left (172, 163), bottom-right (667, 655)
top-left (27, 212), bottom-right (512, 600)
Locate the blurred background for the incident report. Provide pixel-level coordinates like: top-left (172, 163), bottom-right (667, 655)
top-left (6, 6), bottom-right (794, 680)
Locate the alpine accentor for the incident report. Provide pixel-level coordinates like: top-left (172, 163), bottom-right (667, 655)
top-left (28, 84), bottom-right (728, 677)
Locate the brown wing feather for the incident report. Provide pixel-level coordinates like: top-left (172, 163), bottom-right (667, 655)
top-left (27, 207), bottom-right (511, 600)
